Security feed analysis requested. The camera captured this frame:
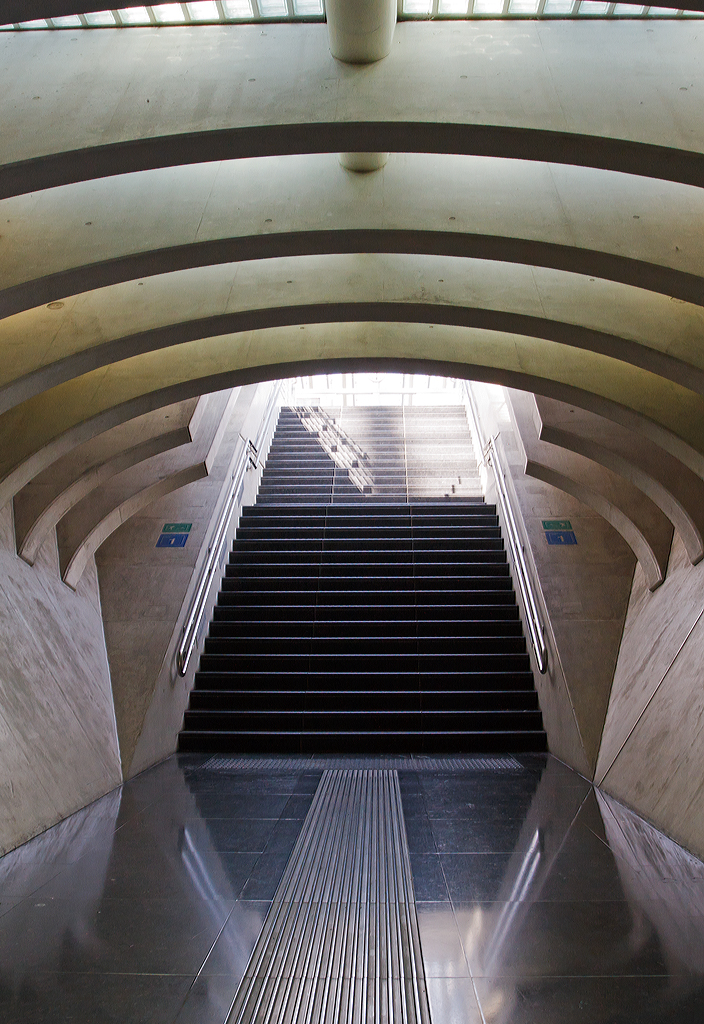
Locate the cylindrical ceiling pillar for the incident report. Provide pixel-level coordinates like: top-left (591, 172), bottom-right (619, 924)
top-left (326, 0), bottom-right (397, 64)
top-left (327, 0), bottom-right (396, 172)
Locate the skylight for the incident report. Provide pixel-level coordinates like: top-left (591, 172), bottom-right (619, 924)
top-left (0, 0), bottom-right (700, 30)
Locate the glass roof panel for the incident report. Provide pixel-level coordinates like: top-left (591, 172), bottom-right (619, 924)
top-left (117, 7), bottom-right (152, 22)
top-left (403, 0), bottom-right (434, 12)
top-left (473, 0), bottom-right (505, 12)
top-left (439, 0), bottom-right (470, 11)
top-left (222, 0), bottom-right (254, 16)
top-left (294, 0), bottom-right (324, 13)
top-left (578, 1), bottom-right (611, 13)
top-left (2, 0), bottom-right (701, 28)
top-left (152, 3), bottom-right (186, 19)
top-left (187, 1), bottom-right (219, 18)
top-left (259, 0), bottom-right (288, 14)
top-left (84, 9), bottom-right (116, 22)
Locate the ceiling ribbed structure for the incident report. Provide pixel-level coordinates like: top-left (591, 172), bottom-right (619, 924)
top-left (0, 12), bottom-right (703, 586)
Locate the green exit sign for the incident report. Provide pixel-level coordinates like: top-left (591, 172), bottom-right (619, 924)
top-left (542, 519), bottom-right (572, 531)
top-left (162, 522), bottom-right (192, 534)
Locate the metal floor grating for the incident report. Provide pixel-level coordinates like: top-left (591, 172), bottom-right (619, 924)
top-left (227, 770), bottom-right (431, 1024)
top-left (195, 754), bottom-right (524, 773)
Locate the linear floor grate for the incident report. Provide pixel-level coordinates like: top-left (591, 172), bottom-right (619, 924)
top-left (196, 754), bottom-right (524, 773)
top-left (226, 770), bottom-right (431, 1024)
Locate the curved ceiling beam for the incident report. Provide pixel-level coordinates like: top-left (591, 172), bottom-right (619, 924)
top-left (540, 424), bottom-right (704, 566)
top-left (2, 123), bottom-right (703, 202)
top-left (16, 427), bottom-right (192, 565)
top-left (3, 335), bottom-right (704, 509)
top-left (60, 463), bottom-right (208, 590)
top-left (4, 0), bottom-right (703, 20)
top-left (525, 461), bottom-right (666, 591)
top-left (536, 395), bottom-right (704, 565)
top-left (3, 301), bottom-right (703, 418)
top-left (3, 230), bottom-right (702, 322)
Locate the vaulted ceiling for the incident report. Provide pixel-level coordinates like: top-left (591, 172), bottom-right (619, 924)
top-left (1, 9), bottom-right (703, 585)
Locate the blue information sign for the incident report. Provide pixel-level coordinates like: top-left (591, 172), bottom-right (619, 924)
top-left (156, 533), bottom-right (189, 548)
top-left (545, 530), bottom-right (577, 546)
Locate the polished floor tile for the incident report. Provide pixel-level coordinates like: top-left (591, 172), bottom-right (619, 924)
top-left (0, 972), bottom-right (193, 1024)
top-left (1, 753), bottom-right (704, 1023)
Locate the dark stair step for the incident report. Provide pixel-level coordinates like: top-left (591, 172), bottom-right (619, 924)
top-left (178, 730), bottom-right (548, 754)
top-left (192, 670), bottom-right (537, 691)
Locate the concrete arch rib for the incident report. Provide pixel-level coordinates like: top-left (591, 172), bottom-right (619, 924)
top-left (3, 340), bottom-right (704, 506)
top-left (3, 231), bottom-right (703, 321)
top-left (60, 463), bottom-right (207, 591)
top-left (3, 301), bottom-right (704, 419)
top-left (539, 424), bottom-right (704, 566)
top-left (17, 427), bottom-right (193, 565)
top-left (525, 461), bottom-right (667, 591)
top-left (2, 124), bottom-right (704, 203)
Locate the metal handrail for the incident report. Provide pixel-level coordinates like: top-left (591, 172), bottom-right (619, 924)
top-left (463, 383), bottom-right (548, 674)
top-left (176, 384), bottom-right (281, 676)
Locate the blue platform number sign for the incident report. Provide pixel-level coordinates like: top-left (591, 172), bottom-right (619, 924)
top-left (545, 530), bottom-right (577, 545)
top-left (542, 519), bottom-right (577, 545)
top-left (156, 523), bottom-right (192, 548)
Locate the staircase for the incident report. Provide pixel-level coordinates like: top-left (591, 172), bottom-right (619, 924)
top-left (178, 406), bottom-right (547, 754)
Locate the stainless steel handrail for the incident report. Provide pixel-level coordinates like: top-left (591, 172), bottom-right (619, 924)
top-left (463, 383), bottom-right (548, 674)
top-left (176, 384), bottom-right (282, 676)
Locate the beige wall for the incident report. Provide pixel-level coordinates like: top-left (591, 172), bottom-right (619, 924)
top-left (0, 504), bottom-right (121, 855)
top-left (597, 535), bottom-right (704, 859)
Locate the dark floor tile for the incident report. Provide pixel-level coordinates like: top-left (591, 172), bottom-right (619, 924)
top-left (293, 773), bottom-right (323, 795)
top-left (432, 819), bottom-right (526, 854)
top-left (398, 771), bottom-right (423, 796)
top-left (168, 794), bottom-right (291, 820)
top-left (441, 853), bottom-right (517, 901)
top-left (454, 899), bottom-right (690, 978)
top-left (0, 971), bottom-right (192, 1024)
top-left (399, 792), bottom-right (428, 818)
top-left (186, 774), bottom-right (300, 796)
top-left (172, 974), bottom-right (242, 1024)
top-left (199, 900), bottom-right (269, 976)
top-left (0, 860), bottom-right (65, 898)
top-left (281, 794), bottom-right (315, 818)
top-left (410, 855), bottom-right (450, 902)
top-left (0, 897), bottom-right (20, 919)
top-left (33, 840), bottom-right (245, 902)
top-left (194, 817), bottom-right (278, 853)
top-left (539, 830), bottom-right (629, 901)
top-left (426, 977), bottom-right (483, 1024)
top-left (405, 816), bottom-right (437, 854)
top-left (0, 895), bottom-right (233, 975)
top-left (417, 903), bottom-right (469, 978)
top-left (574, 788), bottom-right (609, 846)
top-left (473, 975), bottom-right (704, 1024)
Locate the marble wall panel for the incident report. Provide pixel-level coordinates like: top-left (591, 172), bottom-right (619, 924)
top-left (0, 505), bottom-right (121, 854)
top-left (600, 609), bottom-right (704, 859)
top-left (596, 534), bottom-right (704, 785)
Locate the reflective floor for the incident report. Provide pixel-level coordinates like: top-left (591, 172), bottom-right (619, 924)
top-left (1, 753), bottom-right (704, 1022)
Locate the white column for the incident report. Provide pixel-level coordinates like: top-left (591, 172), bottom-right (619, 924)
top-left (327, 0), bottom-right (397, 171)
top-left (326, 0), bottom-right (397, 63)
